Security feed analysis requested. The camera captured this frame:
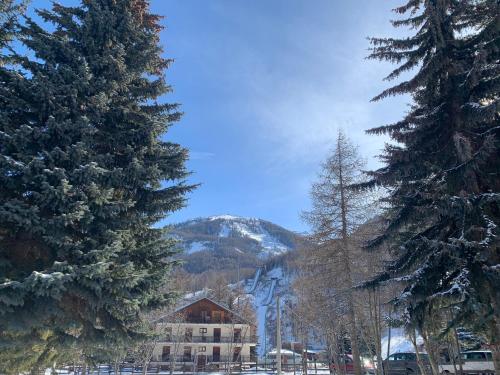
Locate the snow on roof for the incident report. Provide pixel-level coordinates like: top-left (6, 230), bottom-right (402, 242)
top-left (267, 349), bottom-right (302, 356)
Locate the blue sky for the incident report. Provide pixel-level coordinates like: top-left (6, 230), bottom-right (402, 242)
top-left (29, 1), bottom-right (410, 233)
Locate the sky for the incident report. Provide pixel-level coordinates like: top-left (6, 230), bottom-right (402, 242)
top-left (28, 1), bottom-right (411, 233)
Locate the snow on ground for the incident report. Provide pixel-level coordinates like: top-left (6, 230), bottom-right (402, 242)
top-left (381, 328), bottom-right (424, 359)
top-left (248, 267), bottom-right (285, 356)
top-left (48, 371), bottom-right (331, 375)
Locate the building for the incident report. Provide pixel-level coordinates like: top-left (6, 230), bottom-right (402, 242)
top-left (151, 297), bottom-right (258, 372)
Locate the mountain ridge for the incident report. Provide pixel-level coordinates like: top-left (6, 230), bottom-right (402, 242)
top-left (169, 215), bottom-right (305, 278)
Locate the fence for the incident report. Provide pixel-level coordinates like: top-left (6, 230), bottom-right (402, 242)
top-left (53, 359), bottom-right (332, 375)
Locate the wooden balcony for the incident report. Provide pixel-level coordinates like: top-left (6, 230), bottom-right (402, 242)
top-left (158, 355), bottom-right (257, 364)
top-left (161, 335), bottom-right (258, 344)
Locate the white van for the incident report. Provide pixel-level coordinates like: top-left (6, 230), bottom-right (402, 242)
top-left (439, 350), bottom-right (494, 375)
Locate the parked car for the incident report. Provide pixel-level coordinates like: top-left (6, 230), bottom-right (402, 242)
top-left (330, 354), bottom-right (355, 374)
top-left (439, 350), bottom-right (494, 375)
top-left (330, 354), bottom-right (376, 375)
top-left (383, 352), bottom-right (431, 375)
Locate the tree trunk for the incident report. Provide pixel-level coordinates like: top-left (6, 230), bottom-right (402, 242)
top-left (452, 325), bottom-right (463, 375)
top-left (142, 344), bottom-right (154, 375)
top-left (420, 329), bottom-right (440, 375)
top-left (338, 335), bottom-right (348, 375)
top-left (337, 138), bottom-right (362, 375)
top-left (491, 344), bottom-right (500, 375)
top-left (386, 316), bottom-right (392, 375)
top-left (370, 289), bottom-right (384, 375)
top-left (488, 297), bottom-right (500, 375)
top-left (410, 330), bottom-right (428, 375)
top-left (346, 308), bottom-right (362, 375)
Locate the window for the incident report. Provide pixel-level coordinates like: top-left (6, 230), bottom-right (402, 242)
top-left (389, 353), bottom-right (405, 361)
top-left (405, 353), bottom-right (416, 361)
top-left (462, 352), bottom-right (486, 361)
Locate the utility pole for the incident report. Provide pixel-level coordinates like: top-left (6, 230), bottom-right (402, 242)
top-left (277, 295), bottom-right (282, 375)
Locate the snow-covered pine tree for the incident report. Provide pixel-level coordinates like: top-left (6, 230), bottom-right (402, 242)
top-left (361, 0), bottom-right (499, 370)
top-left (0, 0), bottom-right (192, 371)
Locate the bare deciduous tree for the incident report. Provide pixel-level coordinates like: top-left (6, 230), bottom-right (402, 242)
top-left (301, 129), bottom-right (377, 375)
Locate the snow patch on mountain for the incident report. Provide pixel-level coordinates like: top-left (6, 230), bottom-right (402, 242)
top-left (173, 215), bottom-right (297, 259)
top-left (213, 216), bottom-right (291, 256)
top-left (187, 241), bottom-right (211, 254)
top-left (209, 214), bottom-right (241, 221)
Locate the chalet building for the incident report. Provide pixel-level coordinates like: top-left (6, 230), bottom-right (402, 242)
top-left (151, 297), bottom-right (258, 372)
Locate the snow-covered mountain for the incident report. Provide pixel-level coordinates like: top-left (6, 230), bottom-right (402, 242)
top-left (170, 215), bottom-right (304, 275)
top-left (170, 215), bottom-right (306, 352)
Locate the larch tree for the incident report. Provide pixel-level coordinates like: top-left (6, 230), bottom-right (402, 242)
top-left (0, 0), bottom-right (193, 372)
top-left (362, 0), bottom-right (499, 372)
top-left (303, 129), bottom-right (375, 375)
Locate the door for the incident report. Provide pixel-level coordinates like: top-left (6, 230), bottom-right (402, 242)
top-left (213, 346), bottom-right (221, 362)
top-left (386, 353), bottom-right (406, 375)
top-left (404, 353), bottom-right (419, 374)
top-left (197, 355), bottom-right (207, 371)
top-left (214, 328), bottom-right (221, 343)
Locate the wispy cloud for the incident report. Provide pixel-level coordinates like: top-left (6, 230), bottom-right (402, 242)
top-left (189, 151), bottom-right (215, 160)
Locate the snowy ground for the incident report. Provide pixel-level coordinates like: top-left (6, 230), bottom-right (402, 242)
top-left (45, 369), bottom-right (331, 375)
top-left (247, 267), bottom-right (285, 357)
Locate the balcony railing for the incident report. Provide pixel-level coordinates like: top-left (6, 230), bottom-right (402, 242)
top-left (161, 335), bottom-right (258, 344)
top-left (156, 355), bottom-right (258, 364)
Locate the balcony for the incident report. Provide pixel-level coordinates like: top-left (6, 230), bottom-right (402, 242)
top-left (155, 355), bottom-right (257, 364)
top-left (161, 335), bottom-right (258, 344)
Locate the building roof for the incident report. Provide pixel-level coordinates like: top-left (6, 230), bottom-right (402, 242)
top-left (155, 296), bottom-right (254, 326)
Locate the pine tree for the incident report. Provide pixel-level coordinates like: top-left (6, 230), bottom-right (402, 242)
top-left (0, 0), bottom-right (26, 53)
top-left (362, 0), bottom-right (499, 370)
top-left (0, 0), bottom-right (193, 371)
